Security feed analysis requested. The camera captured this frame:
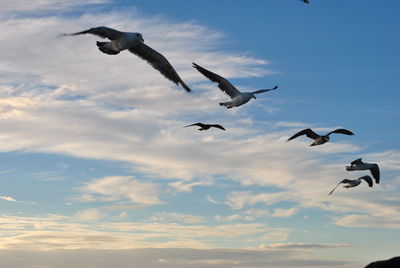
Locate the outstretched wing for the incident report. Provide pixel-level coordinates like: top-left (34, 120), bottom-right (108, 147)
top-left (360, 175), bottom-right (373, 187)
top-left (60, 26), bottom-right (124, 40)
top-left (329, 179), bottom-right (352, 195)
top-left (129, 43), bottom-right (191, 92)
top-left (369, 164), bottom-right (380, 184)
top-left (350, 158), bottom-right (362, 166)
top-left (287, 128), bottom-right (320, 141)
top-left (327, 128), bottom-right (354, 136)
top-left (252, 85), bottom-right (279, 95)
top-left (184, 123), bottom-right (204, 128)
top-left (192, 63), bottom-right (241, 99)
top-left (210, 124), bottom-right (226, 131)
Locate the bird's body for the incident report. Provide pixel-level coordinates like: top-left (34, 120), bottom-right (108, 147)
top-left (287, 128), bottom-right (354, 146)
top-left (61, 26), bottom-right (191, 92)
top-left (184, 123), bottom-right (225, 131)
top-left (192, 63), bottom-right (278, 108)
top-left (346, 158), bottom-right (380, 183)
top-left (329, 175), bottom-right (373, 195)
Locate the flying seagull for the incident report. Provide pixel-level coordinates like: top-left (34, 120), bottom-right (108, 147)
top-left (346, 158), bottom-right (380, 184)
top-left (329, 175), bottom-right (373, 195)
top-left (184, 123), bottom-right (226, 131)
top-left (287, 128), bottom-right (354, 146)
top-left (192, 63), bottom-right (278, 108)
top-left (61, 26), bottom-right (191, 92)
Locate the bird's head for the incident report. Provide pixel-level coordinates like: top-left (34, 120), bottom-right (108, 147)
top-left (137, 33), bottom-right (144, 42)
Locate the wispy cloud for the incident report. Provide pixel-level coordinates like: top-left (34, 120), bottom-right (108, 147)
top-left (78, 176), bottom-right (164, 205)
top-left (0, 195), bottom-right (17, 202)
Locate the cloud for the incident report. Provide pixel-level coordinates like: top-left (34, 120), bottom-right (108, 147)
top-left (74, 208), bottom-right (105, 221)
top-left (0, 195), bottom-right (17, 202)
top-left (259, 242), bottom-right (353, 250)
top-left (0, 248), bottom-right (357, 268)
top-left (333, 214), bottom-right (400, 230)
top-left (149, 212), bottom-right (205, 224)
top-left (0, 213), bottom-right (290, 250)
top-left (0, 0), bottom-right (110, 14)
top-left (78, 176), bottom-right (164, 205)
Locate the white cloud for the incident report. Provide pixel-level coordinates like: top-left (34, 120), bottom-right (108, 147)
top-left (78, 176), bottom-right (164, 205)
top-left (74, 208), bottom-right (105, 221)
top-left (149, 212), bottom-right (205, 224)
top-left (271, 207), bottom-right (299, 218)
top-left (0, 195), bottom-right (17, 202)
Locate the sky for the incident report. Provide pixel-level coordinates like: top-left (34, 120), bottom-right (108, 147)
top-left (0, 0), bottom-right (399, 267)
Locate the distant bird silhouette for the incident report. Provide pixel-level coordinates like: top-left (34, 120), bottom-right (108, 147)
top-left (301, 0), bottom-right (310, 3)
top-left (192, 63), bottom-right (278, 108)
top-left (287, 128), bottom-right (354, 146)
top-left (329, 175), bottom-right (373, 195)
top-left (184, 123), bottom-right (225, 131)
top-left (60, 26), bottom-right (191, 92)
top-left (346, 158), bottom-right (380, 184)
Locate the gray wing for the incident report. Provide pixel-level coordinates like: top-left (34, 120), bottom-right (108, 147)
top-left (210, 124), bottom-right (226, 131)
top-left (370, 164), bottom-right (380, 183)
top-left (252, 85), bottom-right (279, 95)
top-left (329, 179), bottom-right (349, 195)
top-left (327, 128), bottom-right (354, 136)
top-left (129, 43), bottom-right (191, 92)
top-left (360, 175), bottom-right (373, 187)
top-left (287, 128), bottom-right (320, 141)
top-left (192, 63), bottom-right (241, 99)
top-left (60, 26), bottom-right (124, 40)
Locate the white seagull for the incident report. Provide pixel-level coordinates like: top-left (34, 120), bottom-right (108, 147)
top-left (329, 175), bottom-right (373, 195)
top-left (192, 63), bottom-right (278, 108)
top-left (184, 123), bottom-right (225, 131)
top-left (61, 26), bottom-right (191, 92)
top-left (287, 128), bottom-right (354, 146)
top-left (346, 158), bottom-right (380, 184)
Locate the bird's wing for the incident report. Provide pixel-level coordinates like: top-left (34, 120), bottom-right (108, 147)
top-left (252, 86), bottom-right (279, 95)
top-left (60, 26), bottom-right (124, 40)
top-left (350, 158), bottom-right (362, 165)
top-left (369, 164), bottom-right (380, 184)
top-left (210, 124), bottom-right (226, 131)
top-left (287, 128), bottom-right (319, 141)
top-left (192, 63), bottom-right (241, 98)
top-left (360, 175), bottom-right (373, 187)
top-left (184, 123), bottom-right (204, 128)
top-left (327, 128), bottom-right (354, 136)
top-left (129, 43), bottom-right (191, 92)
top-left (329, 181), bottom-right (344, 195)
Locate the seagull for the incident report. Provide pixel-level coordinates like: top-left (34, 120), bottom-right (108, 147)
top-left (287, 128), bottom-right (354, 146)
top-left (192, 63), bottom-right (278, 108)
top-left (184, 123), bottom-right (226, 131)
top-left (346, 158), bottom-right (380, 184)
top-left (61, 26), bottom-right (191, 92)
top-left (329, 175), bottom-right (373, 195)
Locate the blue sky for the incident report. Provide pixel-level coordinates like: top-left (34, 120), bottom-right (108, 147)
top-left (0, 0), bottom-right (399, 267)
